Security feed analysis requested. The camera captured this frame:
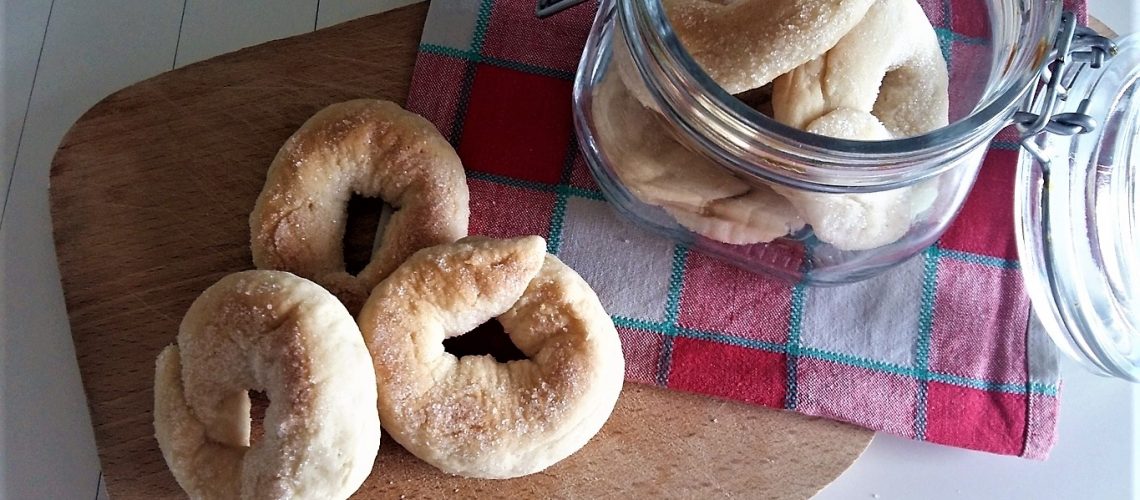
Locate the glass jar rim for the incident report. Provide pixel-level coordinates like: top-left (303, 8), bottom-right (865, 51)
top-left (622, 0), bottom-right (1063, 190)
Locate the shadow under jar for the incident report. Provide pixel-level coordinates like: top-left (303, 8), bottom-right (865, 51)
top-left (572, 0), bottom-right (1140, 380)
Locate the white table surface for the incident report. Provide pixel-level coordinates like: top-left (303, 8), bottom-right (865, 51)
top-left (1, 1), bottom-right (1136, 498)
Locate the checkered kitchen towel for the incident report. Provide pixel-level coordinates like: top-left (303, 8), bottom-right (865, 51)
top-left (404, 0), bottom-right (1087, 459)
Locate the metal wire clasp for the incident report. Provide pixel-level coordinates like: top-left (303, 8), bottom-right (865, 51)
top-left (1016, 12), bottom-right (1118, 165)
top-left (536, 0), bottom-right (590, 18)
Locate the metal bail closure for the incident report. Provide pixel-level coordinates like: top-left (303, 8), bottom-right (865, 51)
top-left (537, 0), bottom-right (590, 18)
top-left (1014, 12), bottom-right (1117, 162)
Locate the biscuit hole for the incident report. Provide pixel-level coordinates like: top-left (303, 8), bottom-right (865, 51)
top-left (443, 319), bottom-right (528, 363)
top-left (735, 83), bottom-right (774, 116)
top-left (249, 390), bottom-right (269, 445)
top-left (344, 194), bottom-right (395, 275)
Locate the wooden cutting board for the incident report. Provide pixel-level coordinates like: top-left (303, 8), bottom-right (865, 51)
top-left (48, 3), bottom-right (872, 498)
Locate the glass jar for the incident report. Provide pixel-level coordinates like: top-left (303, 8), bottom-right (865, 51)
top-left (571, 0), bottom-right (1140, 380)
top-left (573, 0), bottom-right (1059, 285)
top-left (1015, 31), bottom-right (1140, 381)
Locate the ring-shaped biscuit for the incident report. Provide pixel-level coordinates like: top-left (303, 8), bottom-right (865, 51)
top-left (771, 108), bottom-right (940, 250)
top-left (594, 69), bottom-right (749, 211)
top-left (594, 69), bottom-right (803, 244)
top-left (250, 99), bottom-right (469, 313)
top-left (358, 236), bottom-right (625, 479)
top-left (771, 0), bottom-right (949, 137)
top-left (153, 271), bottom-right (380, 500)
top-left (666, 187), bottom-right (805, 245)
top-left (663, 0), bottom-right (876, 94)
top-left (768, 0), bottom-right (948, 250)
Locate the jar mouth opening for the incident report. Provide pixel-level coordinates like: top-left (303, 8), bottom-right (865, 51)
top-left (625, 0), bottom-right (1061, 187)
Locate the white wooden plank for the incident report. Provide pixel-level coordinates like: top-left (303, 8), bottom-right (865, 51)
top-left (0, 1), bottom-right (184, 499)
top-left (316, 0), bottom-right (422, 29)
top-left (0, 0), bottom-right (54, 226)
top-left (1090, 0), bottom-right (1139, 35)
top-left (175, 0), bottom-right (319, 68)
top-left (96, 474), bottom-right (110, 500)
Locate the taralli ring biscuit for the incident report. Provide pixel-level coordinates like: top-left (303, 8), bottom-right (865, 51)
top-left (772, 0), bottom-right (949, 137)
top-left (768, 0), bottom-right (949, 250)
top-left (358, 236), bottom-right (625, 479)
top-left (666, 187), bottom-right (805, 245)
top-left (776, 110), bottom-right (913, 251)
top-left (251, 99), bottom-right (469, 313)
top-left (664, 0), bottom-right (876, 94)
top-left (772, 108), bottom-right (939, 251)
top-left (594, 69), bottom-right (749, 211)
top-left (153, 271), bottom-right (380, 500)
top-left (594, 70), bottom-right (803, 244)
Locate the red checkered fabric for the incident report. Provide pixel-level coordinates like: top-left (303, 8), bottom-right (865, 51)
top-left (405, 0), bottom-right (1087, 458)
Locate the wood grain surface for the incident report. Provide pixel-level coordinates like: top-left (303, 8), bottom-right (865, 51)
top-left (48, 3), bottom-right (872, 498)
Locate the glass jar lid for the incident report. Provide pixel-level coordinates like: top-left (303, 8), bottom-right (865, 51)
top-left (1016, 20), bottom-right (1140, 381)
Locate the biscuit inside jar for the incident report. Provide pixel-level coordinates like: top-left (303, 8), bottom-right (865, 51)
top-left (597, 0), bottom-right (949, 251)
